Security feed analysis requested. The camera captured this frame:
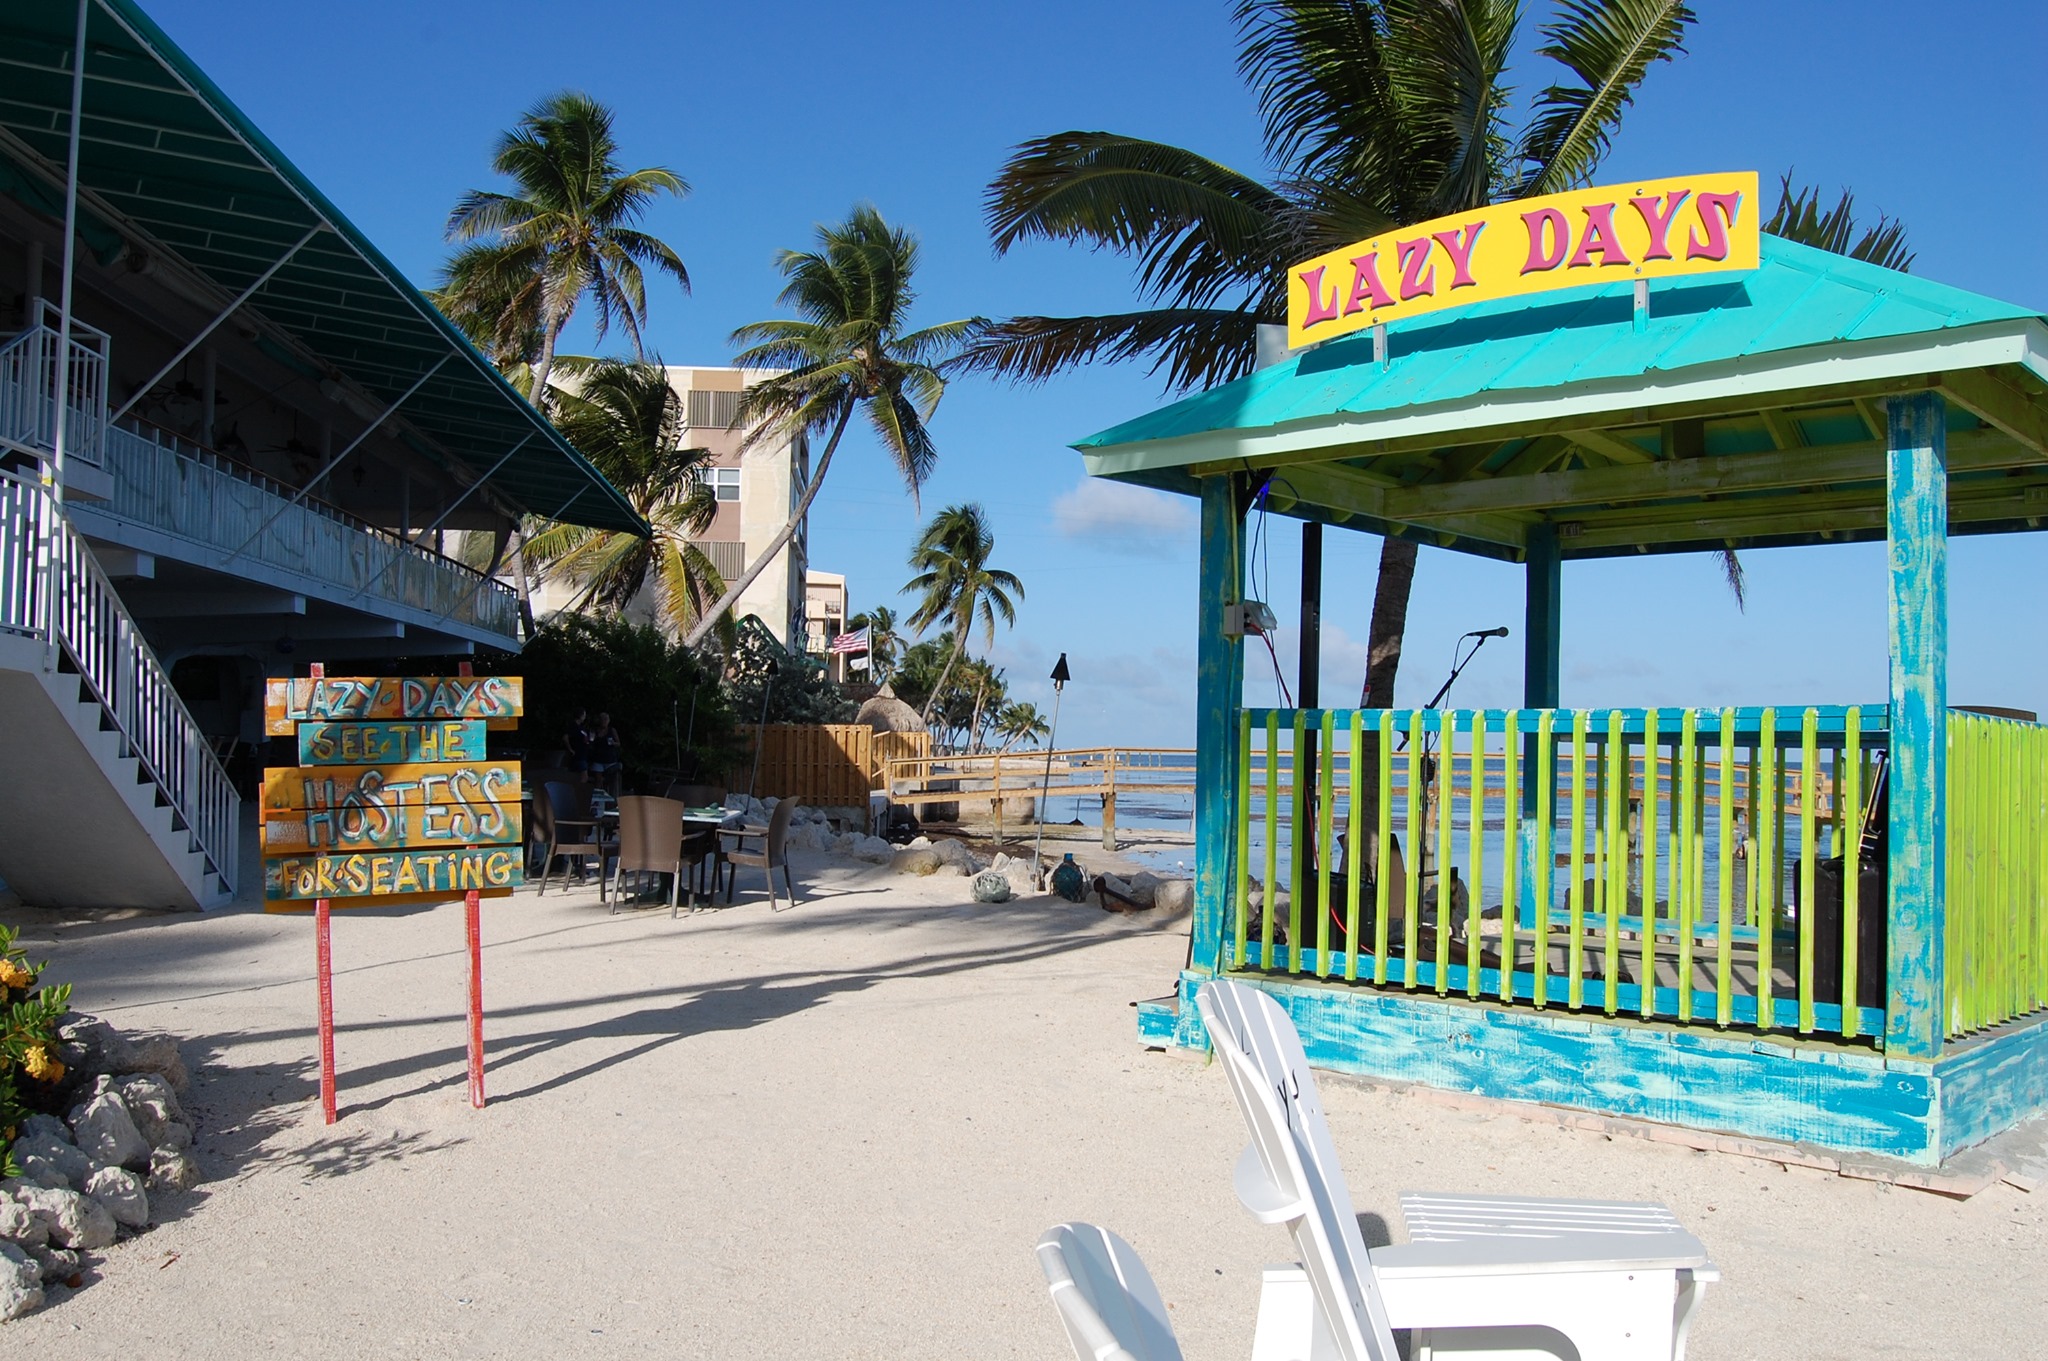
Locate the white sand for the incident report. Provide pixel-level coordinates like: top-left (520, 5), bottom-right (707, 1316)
top-left (4, 848), bottom-right (2045, 1358)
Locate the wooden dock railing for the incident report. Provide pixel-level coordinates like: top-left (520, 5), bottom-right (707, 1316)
top-left (883, 747), bottom-right (1195, 848)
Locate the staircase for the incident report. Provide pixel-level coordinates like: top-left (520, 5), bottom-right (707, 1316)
top-left (0, 470), bottom-right (237, 909)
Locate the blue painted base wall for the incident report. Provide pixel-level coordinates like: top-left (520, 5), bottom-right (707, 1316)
top-left (1150, 972), bottom-right (2048, 1165)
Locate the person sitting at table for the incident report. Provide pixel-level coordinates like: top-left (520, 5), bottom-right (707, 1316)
top-left (589, 712), bottom-right (624, 796)
top-left (562, 708), bottom-right (592, 780)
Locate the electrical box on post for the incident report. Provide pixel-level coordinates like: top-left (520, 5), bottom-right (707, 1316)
top-left (1223, 600), bottom-right (1278, 639)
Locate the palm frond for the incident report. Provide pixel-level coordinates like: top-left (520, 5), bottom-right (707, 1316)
top-left (1233, 1), bottom-right (1418, 210)
top-left (1764, 173), bottom-right (1915, 272)
top-left (955, 308), bottom-right (1265, 393)
top-left (1380, 0), bottom-right (1522, 216)
top-left (1515, 0), bottom-right (1694, 195)
top-left (987, 131), bottom-right (1290, 310)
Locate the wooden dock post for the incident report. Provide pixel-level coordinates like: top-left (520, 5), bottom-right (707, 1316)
top-left (1102, 752), bottom-right (1117, 851)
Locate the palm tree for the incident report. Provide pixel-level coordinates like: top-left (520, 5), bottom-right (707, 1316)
top-left (964, 0), bottom-right (1696, 712)
top-left (1765, 173), bottom-right (1914, 269)
top-left (443, 92), bottom-right (690, 406)
top-left (995, 701), bottom-right (1051, 752)
top-left (847, 605), bottom-right (904, 681)
top-left (521, 359), bottom-right (730, 639)
top-left (680, 205), bottom-right (978, 649)
top-left (905, 504), bottom-right (1024, 727)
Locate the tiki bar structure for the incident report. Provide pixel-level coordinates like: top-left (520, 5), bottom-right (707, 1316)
top-left (1087, 174), bottom-right (2048, 1164)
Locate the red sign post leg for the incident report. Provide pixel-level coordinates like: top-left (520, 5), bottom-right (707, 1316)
top-left (466, 888), bottom-right (485, 1108)
top-left (315, 894), bottom-right (336, 1124)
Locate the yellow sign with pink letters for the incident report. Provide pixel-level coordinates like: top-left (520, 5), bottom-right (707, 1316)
top-left (1285, 171), bottom-right (1760, 349)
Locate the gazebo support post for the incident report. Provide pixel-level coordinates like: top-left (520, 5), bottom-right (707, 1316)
top-left (1518, 524), bottom-right (1563, 926)
top-left (1885, 391), bottom-right (1949, 1061)
top-left (1192, 474), bottom-right (1246, 974)
top-left (1299, 522), bottom-right (1322, 874)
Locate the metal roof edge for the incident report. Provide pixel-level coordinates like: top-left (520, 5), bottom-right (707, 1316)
top-left (94, 0), bottom-right (650, 538)
top-left (1075, 317), bottom-right (2046, 479)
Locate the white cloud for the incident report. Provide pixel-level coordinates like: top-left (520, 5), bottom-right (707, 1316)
top-left (1050, 477), bottom-right (1196, 556)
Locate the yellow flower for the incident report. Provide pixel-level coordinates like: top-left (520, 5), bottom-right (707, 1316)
top-left (22, 1045), bottom-right (63, 1084)
top-left (0, 958), bottom-right (30, 989)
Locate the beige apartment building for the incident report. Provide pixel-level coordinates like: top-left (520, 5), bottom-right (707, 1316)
top-left (533, 364), bottom-right (819, 649)
top-left (804, 570), bottom-right (848, 680)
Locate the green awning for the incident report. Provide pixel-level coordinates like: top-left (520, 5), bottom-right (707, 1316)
top-left (0, 0), bottom-right (647, 536)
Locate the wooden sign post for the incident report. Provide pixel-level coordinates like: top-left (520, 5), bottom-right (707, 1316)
top-left (263, 664), bottom-right (523, 1122)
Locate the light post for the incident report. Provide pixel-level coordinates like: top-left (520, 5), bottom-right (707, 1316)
top-left (1031, 654), bottom-right (1070, 888)
top-left (746, 658), bottom-right (778, 803)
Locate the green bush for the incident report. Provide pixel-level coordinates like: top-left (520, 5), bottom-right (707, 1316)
top-left (1, 923), bottom-right (71, 1174)
top-left (475, 613), bottom-right (741, 789)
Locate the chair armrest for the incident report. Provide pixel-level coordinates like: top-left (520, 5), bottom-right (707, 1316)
top-left (1234, 1143), bottom-right (1307, 1225)
top-left (1371, 1231), bottom-right (1716, 1278)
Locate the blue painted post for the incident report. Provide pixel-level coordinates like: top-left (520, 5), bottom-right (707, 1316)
top-left (1886, 392), bottom-right (1948, 1060)
top-left (1519, 525), bottom-right (1562, 928)
top-left (1192, 474), bottom-right (1246, 975)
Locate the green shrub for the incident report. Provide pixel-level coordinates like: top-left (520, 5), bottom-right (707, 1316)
top-left (0, 923), bottom-right (71, 1175)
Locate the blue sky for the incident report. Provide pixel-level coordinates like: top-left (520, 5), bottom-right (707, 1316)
top-left (152, 0), bottom-right (2048, 748)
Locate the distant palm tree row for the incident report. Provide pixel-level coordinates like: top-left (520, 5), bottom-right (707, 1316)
top-left (437, 5), bottom-right (1918, 729)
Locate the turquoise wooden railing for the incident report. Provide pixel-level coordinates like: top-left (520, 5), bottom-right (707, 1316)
top-left (1230, 706), bottom-right (1888, 1042)
top-left (1946, 711), bottom-right (2048, 1038)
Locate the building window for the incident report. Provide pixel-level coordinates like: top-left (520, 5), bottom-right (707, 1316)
top-left (687, 389), bottom-right (742, 429)
top-left (697, 467), bottom-right (740, 501)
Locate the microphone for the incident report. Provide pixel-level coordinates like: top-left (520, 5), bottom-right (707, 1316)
top-left (1466, 626), bottom-right (1510, 639)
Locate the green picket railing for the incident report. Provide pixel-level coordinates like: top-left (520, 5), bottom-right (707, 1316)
top-left (1947, 711), bottom-right (2048, 1037)
top-left (1227, 706), bottom-right (1890, 1041)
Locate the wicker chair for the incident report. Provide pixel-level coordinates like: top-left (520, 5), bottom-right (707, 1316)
top-left (609, 795), bottom-right (688, 916)
top-left (718, 798), bottom-right (799, 908)
top-left (534, 780), bottom-right (614, 898)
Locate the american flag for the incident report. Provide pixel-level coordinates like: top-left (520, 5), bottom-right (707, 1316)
top-left (829, 626), bottom-right (869, 655)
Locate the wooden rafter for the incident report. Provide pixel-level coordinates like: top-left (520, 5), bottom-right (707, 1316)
top-left (1375, 426), bottom-right (2025, 521)
top-left (1940, 367), bottom-right (2048, 456)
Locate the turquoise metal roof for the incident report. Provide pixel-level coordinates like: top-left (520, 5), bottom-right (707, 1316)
top-left (0, 0), bottom-right (647, 536)
top-left (1078, 236), bottom-right (2039, 455)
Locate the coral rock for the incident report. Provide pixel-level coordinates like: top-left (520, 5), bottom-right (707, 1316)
top-left (0, 1241), bottom-right (43, 1321)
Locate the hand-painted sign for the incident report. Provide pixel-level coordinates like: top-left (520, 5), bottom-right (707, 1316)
top-left (264, 675), bottom-right (523, 735)
top-left (265, 847), bottom-right (525, 901)
top-left (1285, 171), bottom-right (1760, 349)
top-left (262, 762), bottom-right (522, 852)
top-left (263, 674), bottom-right (524, 906)
top-left (297, 719), bottom-right (486, 766)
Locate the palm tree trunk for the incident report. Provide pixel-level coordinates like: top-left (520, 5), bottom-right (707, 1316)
top-left (527, 316), bottom-right (562, 411)
top-left (921, 627), bottom-right (969, 729)
top-left (967, 679), bottom-right (990, 754)
top-left (1353, 535), bottom-right (1419, 839)
top-left (680, 404), bottom-right (854, 650)
top-left (507, 524), bottom-right (536, 638)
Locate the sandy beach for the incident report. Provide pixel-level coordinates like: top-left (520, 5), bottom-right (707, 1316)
top-left (3, 841), bottom-right (2045, 1359)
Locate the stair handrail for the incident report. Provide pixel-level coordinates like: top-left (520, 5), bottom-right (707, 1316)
top-left (0, 302), bottom-right (110, 467)
top-left (0, 467), bottom-right (237, 895)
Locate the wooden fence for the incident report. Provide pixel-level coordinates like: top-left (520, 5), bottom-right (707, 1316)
top-left (729, 724), bottom-right (929, 808)
top-left (883, 747), bottom-right (1197, 847)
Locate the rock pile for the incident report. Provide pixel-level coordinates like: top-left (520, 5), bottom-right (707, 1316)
top-left (714, 796), bottom-right (1198, 910)
top-left (1, 1015), bottom-right (198, 1322)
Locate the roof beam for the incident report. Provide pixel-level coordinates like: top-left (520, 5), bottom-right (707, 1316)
top-left (1759, 408), bottom-right (1806, 450)
top-left (1184, 373), bottom-right (1943, 478)
top-left (1569, 427), bottom-right (1655, 464)
top-left (126, 590), bottom-right (306, 618)
top-left (1266, 463), bottom-right (1530, 550)
top-left (1377, 425), bottom-right (2024, 520)
top-left (1939, 368), bottom-right (2048, 456)
top-left (1561, 475), bottom-right (2048, 551)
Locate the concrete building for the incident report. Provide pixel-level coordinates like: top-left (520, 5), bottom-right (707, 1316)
top-left (0, 0), bottom-right (645, 909)
top-left (803, 570), bottom-right (848, 680)
top-left (531, 364), bottom-right (824, 650)
top-left (668, 366), bottom-right (810, 648)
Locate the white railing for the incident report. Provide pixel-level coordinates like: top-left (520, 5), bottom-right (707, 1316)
top-left (0, 469), bottom-right (238, 895)
top-left (100, 419), bottom-right (520, 639)
top-left (0, 301), bottom-right (109, 468)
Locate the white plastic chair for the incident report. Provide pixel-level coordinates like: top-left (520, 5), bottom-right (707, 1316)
top-left (1196, 979), bottom-right (1718, 1361)
top-left (1035, 1223), bottom-right (1185, 1361)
